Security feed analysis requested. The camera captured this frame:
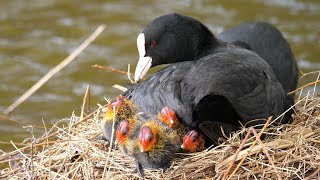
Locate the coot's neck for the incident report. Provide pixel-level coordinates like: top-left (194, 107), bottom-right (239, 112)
top-left (196, 38), bottom-right (226, 61)
top-left (193, 23), bottom-right (226, 61)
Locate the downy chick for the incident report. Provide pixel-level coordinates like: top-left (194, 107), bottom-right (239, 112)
top-left (102, 95), bottom-right (137, 143)
top-left (181, 130), bottom-right (206, 153)
top-left (115, 115), bottom-right (143, 155)
top-left (181, 121), bottom-right (235, 152)
top-left (125, 108), bottom-right (182, 176)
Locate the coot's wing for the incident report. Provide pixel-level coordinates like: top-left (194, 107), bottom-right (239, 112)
top-left (217, 22), bottom-right (298, 94)
top-left (182, 49), bottom-right (286, 125)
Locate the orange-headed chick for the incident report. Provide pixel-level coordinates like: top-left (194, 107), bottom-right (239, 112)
top-left (158, 107), bottom-right (180, 128)
top-left (102, 95), bottom-right (137, 143)
top-left (181, 130), bottom-right (206, 153)
top-left (115, 117), bottom-right (142, 155)
top-left (127, 118), bottom-right (181, 176)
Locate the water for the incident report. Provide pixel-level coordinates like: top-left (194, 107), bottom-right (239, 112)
top-left (0, 0), bottom-right (319, 151)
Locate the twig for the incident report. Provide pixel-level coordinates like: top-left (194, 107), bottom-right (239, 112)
top-left (299, 70), bottom-right (320, 79)
top-left (112, 84), bottom-right (128, 92)
top-left (288, 80), bottom-right (320, 95)
top-left (4, 25), bottom-right (105, 115)
top-left (92, 64), bottom-right (142, 82)
top-left (127, 64), bottom-right (134, 83)
top-left (92, 64), bottom-right (129, 75)
top-left (41, 119), bottom-right (50, 179)
top-left (80, 85), bottom-right (91, 120)
top-left (102, 105), bottom-right (116, 179)
top-left (313, 72), bottom-right (320, 96)
top-left (0, 114), bottom-right (44, 129)
top-left (30, 133), bottom-right (35, 180)
top-left (0, 141), bottom-right (25, 146)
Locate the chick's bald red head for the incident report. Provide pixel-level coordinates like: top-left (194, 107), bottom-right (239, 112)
top-left (182, 130), bottom-right (205, 152)
top-left (138, 126), bottom-right (157, 152)
top-left (116, 120), bottom-right (130, 144)
top-left (158, 107), bottom-right (179, 128)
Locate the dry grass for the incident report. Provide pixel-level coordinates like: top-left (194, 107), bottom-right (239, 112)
top-left (0, 82), bottom-right (320, 179)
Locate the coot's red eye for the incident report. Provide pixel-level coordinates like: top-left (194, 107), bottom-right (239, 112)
top-left (151, 41), bottom-right (157, 47)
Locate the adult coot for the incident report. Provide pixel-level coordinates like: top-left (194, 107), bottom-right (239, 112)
top-left (125, 13), bottom-right (291, 143)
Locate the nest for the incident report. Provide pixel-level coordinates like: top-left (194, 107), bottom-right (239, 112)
top-left (0, 84), bottom-right (319, 179)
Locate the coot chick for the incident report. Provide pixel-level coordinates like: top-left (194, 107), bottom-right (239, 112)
top-left (125, 13), bottom-right (288, 144)
top-left (158, 107), bottom-right (179, 128)
top-left (115, 117), bottom-right (141, 155)
top-left (102, 95), bottom-right (137, 143)
top-left (157, 107), bottom-right (189, 135)
top-left (126, 118), bottom-right (181, 176)
top-left (181, 130), bottom-right (206, 153)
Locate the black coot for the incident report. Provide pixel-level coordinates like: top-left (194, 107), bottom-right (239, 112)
top-left (125, 13), bottom-right (296, 143)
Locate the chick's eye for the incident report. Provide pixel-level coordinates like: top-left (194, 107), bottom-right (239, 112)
top-left (151, 41), bottom-right (157, 47)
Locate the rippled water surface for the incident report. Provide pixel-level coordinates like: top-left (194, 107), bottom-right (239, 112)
top-left (0, 0), bottom-right (319, 151)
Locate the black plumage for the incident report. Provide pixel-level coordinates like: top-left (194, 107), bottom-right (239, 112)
top-left (217, 22), bottom-right (298, 121)
top-left (217, 22), bottom-right (298, 95)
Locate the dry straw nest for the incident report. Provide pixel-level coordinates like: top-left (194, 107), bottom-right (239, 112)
top-left (0, 81), bottom-right (319, 179)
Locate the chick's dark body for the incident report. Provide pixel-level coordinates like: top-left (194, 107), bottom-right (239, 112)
top-left (131, 139), bottom-right (180, 170)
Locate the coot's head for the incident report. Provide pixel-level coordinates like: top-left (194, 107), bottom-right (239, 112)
top-left (134, 13), bottom-right (217, 82)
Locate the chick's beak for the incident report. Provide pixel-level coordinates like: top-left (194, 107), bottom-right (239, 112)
top-left (181, 144), bottom-right (185, 149)
top-left (169, 116), bottom-right (175, 125)
top-left (135, 33), bottom-right (152, 83)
